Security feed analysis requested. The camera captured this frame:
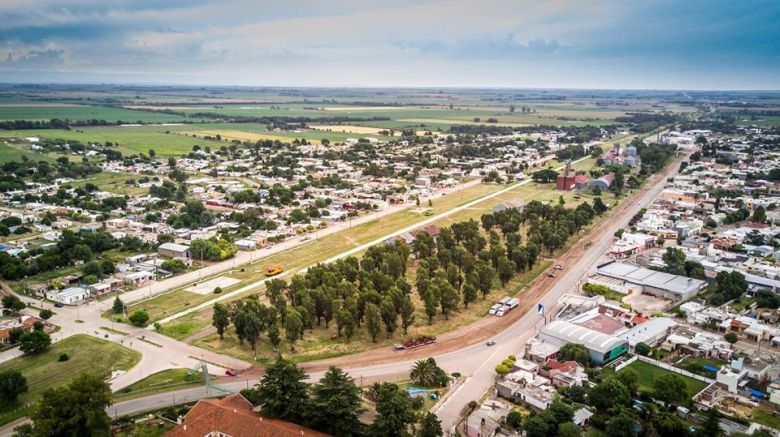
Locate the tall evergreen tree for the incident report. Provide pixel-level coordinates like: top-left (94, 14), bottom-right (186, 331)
top-left (251, 357), bottom-right (309, 423)
top-left (306, 367), bottom-right (362, 436)
top-left (369, 383), bottom-right (416, 437)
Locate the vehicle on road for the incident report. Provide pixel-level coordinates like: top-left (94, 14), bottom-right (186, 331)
top-left (553, 264), bottom-right (563, 270)
top-left (486, 340), bottom-right (496, 346)
top-left (225, 369), bottom-right (237, 376)
top-left (53, 302), bottom-right (63, 308)
top-left (265, 265), bottom-right (284, 276)
top-left (394, 335), bottom-right (437, 350)
top-left (547, 272), bottom-right (556, 278)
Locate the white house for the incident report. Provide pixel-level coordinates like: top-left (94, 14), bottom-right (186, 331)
top-left (46, 287), bottom-right (89, 305)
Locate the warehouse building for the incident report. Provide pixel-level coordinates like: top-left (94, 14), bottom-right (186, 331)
top-left (539, 320), bottom-right (629, 365)
top-left (158, 242), bottom-right (191, 259)
top-left (595, 261), bottom-right (706, 302)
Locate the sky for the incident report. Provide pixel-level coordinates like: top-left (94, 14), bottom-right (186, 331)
top-left (0, 0), bottom-right (778, 90)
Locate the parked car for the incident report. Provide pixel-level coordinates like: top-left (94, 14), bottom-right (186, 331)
top-left (53, 302), bottom-right (63, 308)
top-left (486, 340), bottom-right (496, 346)
top-left (225, 369), bottom-right (237, 376)
top-left (547, 273), bottom-right (556, 278)
top-left (553, 264), bottom-right (563, 270)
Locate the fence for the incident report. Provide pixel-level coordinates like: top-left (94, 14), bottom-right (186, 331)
top-left (636, 355), bottom-right (715, 384)
top-left (614, 355), bottom-right (638, 372)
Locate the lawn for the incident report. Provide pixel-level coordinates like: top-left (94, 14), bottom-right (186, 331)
top-left (751, 407), bottom-right (780, 430)
top-left (0, 141), bottom-right (56, 163)
top-left (114, 419), bottom-right (175, 437)
top-left (0, 334), bottom-right (141, 426)
top-left (114, 368), bottom-right (202, 401)
top-left (619, 360), bottom-right (709, 400)
top-left (676, 357), bottom-right (726, 378)
top-left (69, 171), bottom-right (149, 195)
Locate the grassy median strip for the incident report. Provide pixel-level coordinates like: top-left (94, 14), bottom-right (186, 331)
top-left (114, 368), bottom-right (202, 401)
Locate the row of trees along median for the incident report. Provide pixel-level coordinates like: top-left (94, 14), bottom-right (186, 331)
top-left (208, 198), bottom-right (608, 356)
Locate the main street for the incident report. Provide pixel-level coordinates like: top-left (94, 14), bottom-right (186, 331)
top-left (0, 131), bottom-right (674, 435)
top-left (97, 150), bottom-right (685, 429)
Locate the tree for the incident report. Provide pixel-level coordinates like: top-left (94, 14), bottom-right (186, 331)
top-left (251, 357), bottom-right (309, 423)
top-left (0, 369), bottom-right (27, 403)
top-left (751, 206), bottom-right (766, 223)
top-left (284, 308), bottom-right (303, 351)
top-left (128, 309), bottom-right (149, 327)
top-left (557, 422), bottom-right (581, 437)
top-left (418, 412), bottom-right (443, 437)
top-left (548, 397), bottom-right (574, 424)
top-left (662, 247), bottom-right (686, 275)
top-left (438, 281), bottom-right (459, 320)
top-left (26, 374), bottom-right (112, 437)
top-left (653, 374), bottom-right (688, 405)
top-left (380, 298), bottom-right (397, 337)
top-left (593, 197), bottom-right (608, 214)
top-left (1, 295), bottom-right (25, 313)
top-left (369, 383), bottom-right (416, 437)
top-left (635, 342), bottom-right (651, 356)
top-left (410, 358), bottom-right (448, 387)
top-left (423, 291), bottom-right (438, 324)
top-left (558, 343), bottom-right (589, 365)
top-left (366, 303), bottom-right (382, 342)
top-left (212, 302), bottom-right (230, 340)
top-left (532, 169), bottom-right (559, 183)
top-left (699, 408), bottom-right (722, 436)
top-left (38, 309), bottom-right (53, 320)
top-left (399, 296), bottom-right (415, 335)
top-left (267, 322), bottom-right (281, 350)
top-left (462, 282), bottom-right (477, 308)
top-left (605, 410), bottom-right (637, 437)
top-left (523, 414), bottom-right (550, 437)
top-left (651, 410), bottom-right (687, 437)
top-left (724, 332), bottom-right (738, 344)
top-left (306, 367), bottom-right (362, 436)
top-left (616, 369), bottom-right (639, 394)
top-left (19, 330), bottom-right (51, 355)
top-left (506, 411), bottom-right (523, 429)
top-left (588, 376), bottom-right (631, 411)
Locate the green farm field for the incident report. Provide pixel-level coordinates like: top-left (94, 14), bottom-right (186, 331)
top-left (0, 104), bottom-right (189, 123)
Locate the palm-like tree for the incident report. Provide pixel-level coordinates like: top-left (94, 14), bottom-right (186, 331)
top-left (410, 358), bottom-right (442, 387)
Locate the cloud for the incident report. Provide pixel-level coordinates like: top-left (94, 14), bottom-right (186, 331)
top-left (0, 48), bottom-right (65, 70)
top-left (0, 0), bottom-right (777, 88)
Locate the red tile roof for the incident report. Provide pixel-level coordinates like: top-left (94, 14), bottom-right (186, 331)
top-left (545, 359), bottom-right (579, 373)
top-left (165, 394), bottom-right (329, 437)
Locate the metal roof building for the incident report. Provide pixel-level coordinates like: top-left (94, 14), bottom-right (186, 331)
top-left (596, 261), bottom-right (706, 301)
top-left (540, 320), bottom-right (628, 365)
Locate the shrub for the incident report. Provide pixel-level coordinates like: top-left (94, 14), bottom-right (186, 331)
top-left (507, 411), bottom-right (523, 429)
top-left (128, 310), bottom-right (150, 327)
top-left (58, 353), bottom-right (69, 362)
